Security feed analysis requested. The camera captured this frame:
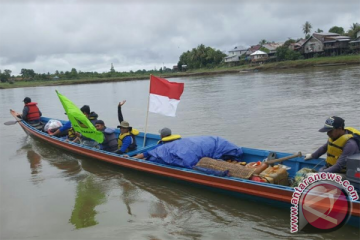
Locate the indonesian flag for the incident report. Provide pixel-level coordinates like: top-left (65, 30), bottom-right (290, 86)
top-left (149, 75), bottom-right (184, 117)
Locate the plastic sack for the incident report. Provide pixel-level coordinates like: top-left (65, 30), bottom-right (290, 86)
top-left (291, 168), bottom-right (316, 187)
top-left (44, 119), bottom-right (63, 132)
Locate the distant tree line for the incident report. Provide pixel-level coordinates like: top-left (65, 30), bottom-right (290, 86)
top-left (0, 66), bottom-right (171, 83)
top-left (0, 69), bottom-right (12, 83)
top-left (177, 44), bottom-right (226, 70)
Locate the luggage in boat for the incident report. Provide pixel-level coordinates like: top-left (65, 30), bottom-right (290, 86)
top-left (250, 175), bottom-right (272, 183)
top-left (195, 157), bottom-right (256, 179)
top-left (259, 165), bottom-right (289, 186)
top-left (246, 152), bottom-right (302, 175)
top-left (245, 152), bottom-right (276, 175)
top-left (291, 168), bottom-right (316, 187)
top-left (44, 119), bottom-right (62, 132)
top-left (245, 161), bottom-right (269, 175)
top-left (346, 153), bottom-right (360, 191)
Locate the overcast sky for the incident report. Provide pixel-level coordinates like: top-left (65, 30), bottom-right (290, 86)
top-left (0, 0), bottom-right (359, 75)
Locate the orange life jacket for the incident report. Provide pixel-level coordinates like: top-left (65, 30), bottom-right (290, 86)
top-left (25, 102), bottom-right (41, 121)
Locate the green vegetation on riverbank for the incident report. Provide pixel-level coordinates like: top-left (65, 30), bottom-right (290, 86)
top-left (1, 54), bottom-right (359, 89)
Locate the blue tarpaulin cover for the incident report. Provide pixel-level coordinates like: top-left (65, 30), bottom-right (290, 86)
top-left (147, 136), bottom-right (243, 168)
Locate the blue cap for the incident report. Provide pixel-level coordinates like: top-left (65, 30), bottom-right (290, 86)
top-left (319, 116), bottom-right (345, 132)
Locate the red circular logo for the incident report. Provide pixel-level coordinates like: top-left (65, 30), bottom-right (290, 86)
top-left (301, 183), bottom-right (349, 230)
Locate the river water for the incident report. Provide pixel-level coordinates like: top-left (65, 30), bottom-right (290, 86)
top-left (0, 66), bottom-right (359, 239)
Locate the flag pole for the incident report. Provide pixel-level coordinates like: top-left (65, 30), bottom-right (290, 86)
top-left (143, 74), bottom-right (152, 147)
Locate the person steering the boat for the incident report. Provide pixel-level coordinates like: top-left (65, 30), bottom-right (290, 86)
top-left (304, 116), bottom-right (360, 173)
top-left (18, 97), bottom-right (42, 129)
top-left (94, 120), bottom-right (118, 152)
top-left (131, 127), bottom-right (181, 159)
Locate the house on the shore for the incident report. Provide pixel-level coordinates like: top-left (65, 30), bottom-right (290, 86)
top-left (349, 32), bottom-right (360, 54)
top-left (225, 44), bottom-right (282, 63)
top-left (289, 39), bottom-right (306, 51)
top-left (323, 35), bottom-right (351, 56)
top-left (250, 50), bottom-right (268, 63)
top-left (244, 45), bottom-right (261, 61)
top-left (246, 45), bottom-right (261, 55)
top-left (301, 34), bottom-right (329, 55)
top-left (224, 47), bottom-right (247, 63)
top-left (262, 42), bottom-right (284, 57)
top-left (301, 32), bottom-right (351, 57)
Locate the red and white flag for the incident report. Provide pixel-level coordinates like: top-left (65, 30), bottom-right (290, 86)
top-left (149, 75), bottom-right (184, 117)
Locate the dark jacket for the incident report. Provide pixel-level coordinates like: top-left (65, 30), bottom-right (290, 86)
top-left (88, 112), bottom-right (98, 125)
top-left (101, 127), bottom-right (118, 152)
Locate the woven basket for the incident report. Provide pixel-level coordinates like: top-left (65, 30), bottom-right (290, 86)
top-left (195, 157), bottom-right (256, 179)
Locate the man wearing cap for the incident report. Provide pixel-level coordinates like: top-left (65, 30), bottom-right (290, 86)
top-left (94, 120), bottom-right (118, 152)
top-left (19, 97), bottom-right (42, 126)
top-left (131, 127), bottom-right (181, 159)
top-left (304, 116), bottom-right (360, 173)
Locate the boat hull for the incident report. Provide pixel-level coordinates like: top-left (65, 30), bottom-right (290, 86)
top-left (10, 110), bottom-right (360, 228)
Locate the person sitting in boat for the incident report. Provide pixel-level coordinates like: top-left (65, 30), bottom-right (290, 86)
top-left (80, 105), bottom-right (98, 125)
top-left (304, 116), bottom-right (360, 173)
top-left (17, 97), bottom-right (43, 129)
top-left (78, 105), bottom-right (100, 148)
top-left (94, 120), bottom-right (118, 152)
top-left (49, 120), bottom-right (71, 137)
top-left (48, 117), bottom-right (78, 143)
top-left (116, 121), bottom-right (139, 154)
top-left (131, 127), bottom-right (181, 159)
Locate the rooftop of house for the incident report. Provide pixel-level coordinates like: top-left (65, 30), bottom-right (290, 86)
top-left (313, 32), bottom-right (340, 36)
top-left (248, 45), bottom-right (261, 52)
top-left (324, 39), bottom-right (351, 43)
top-left (296, 39), bottom-right (307, 45)
top-left (250, 50), bottom-right (268, 56)
top-left (289, 39), bottom-right (307, 47)
top-left (326, 35), bottom-right (350, 40)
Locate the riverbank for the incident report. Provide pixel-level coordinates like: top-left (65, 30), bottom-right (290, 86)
top-left (1, 54), bottom-right (359, 89)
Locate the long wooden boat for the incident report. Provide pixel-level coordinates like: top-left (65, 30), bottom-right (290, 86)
top-left (10, 110), bottom-right (360, 228)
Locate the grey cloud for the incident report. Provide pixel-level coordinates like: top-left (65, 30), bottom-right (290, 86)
top-left (0, 0), bottom-right (359, 74)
